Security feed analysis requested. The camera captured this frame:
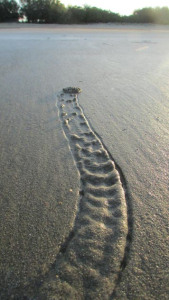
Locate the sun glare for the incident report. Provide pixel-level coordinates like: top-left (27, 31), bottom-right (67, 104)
top-left (61, 0), bottom-right (169, 16)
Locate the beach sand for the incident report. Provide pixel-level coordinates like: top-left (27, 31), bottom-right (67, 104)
top-left (0, 23), bottom-right (168, 299)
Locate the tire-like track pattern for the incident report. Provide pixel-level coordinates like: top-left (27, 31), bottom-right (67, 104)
top-left (39, 88), bottom-right (129, 300)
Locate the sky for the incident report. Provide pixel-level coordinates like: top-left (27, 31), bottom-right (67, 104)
top-left (61, 0), bottom-right (169, 16)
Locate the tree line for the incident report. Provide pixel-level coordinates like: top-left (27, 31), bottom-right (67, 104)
top-left (0, 0), bottom-right (169, 24)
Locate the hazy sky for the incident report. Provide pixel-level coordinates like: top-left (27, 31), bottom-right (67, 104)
top-left (61, 0), bottom-right (169, 16)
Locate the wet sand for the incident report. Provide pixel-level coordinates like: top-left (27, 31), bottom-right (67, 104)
top-left (0, 23), bottom-right (168, 299)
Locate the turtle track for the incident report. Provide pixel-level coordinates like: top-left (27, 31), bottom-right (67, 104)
top-left (39, 88), bottom-right (130, 299)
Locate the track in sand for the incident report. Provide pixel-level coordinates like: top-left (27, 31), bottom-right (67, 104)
top-left (37, 88), bottom-right (132, 299)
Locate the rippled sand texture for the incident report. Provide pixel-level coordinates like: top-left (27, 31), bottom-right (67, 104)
top-left (38, 88), bottom-right (129, 299)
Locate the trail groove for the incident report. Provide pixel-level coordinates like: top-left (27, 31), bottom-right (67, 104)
top-left (39, 88), bottom-right (130, 299)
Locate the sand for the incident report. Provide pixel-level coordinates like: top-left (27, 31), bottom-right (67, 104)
top-left (0, 23), bottom-right (168, 299)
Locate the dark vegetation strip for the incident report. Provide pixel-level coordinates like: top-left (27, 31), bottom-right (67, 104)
top-left (1, 0), bottom-right (169, 25)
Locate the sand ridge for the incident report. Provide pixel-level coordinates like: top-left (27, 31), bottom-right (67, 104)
top-left (36, 88), bottom-right (131, 299)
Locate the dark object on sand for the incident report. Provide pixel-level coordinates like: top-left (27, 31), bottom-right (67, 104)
top-left (63, 87), bottom-right (82, 94)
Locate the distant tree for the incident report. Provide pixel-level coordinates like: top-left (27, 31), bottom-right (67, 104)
top-left (66, 6), bottom-right (86, 23)
top-left (48, 0), bottom-right (66, 23)
top-left (20, 0), bottom-right (50, 22)
top-left (84, 5), bottom-right (120, 23)
top-left (20, 0), bottom-right (67, 23)
top-left (132, 7), bottom-right (156, 23)
top-left (13, 1), bottom-right (169, 24)
top-left (154, 7), bottom-right (169, 24)
top-left (0, 0), bottom-right (20, 21)
top-left (128, 7), bottom-right (169, 24)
